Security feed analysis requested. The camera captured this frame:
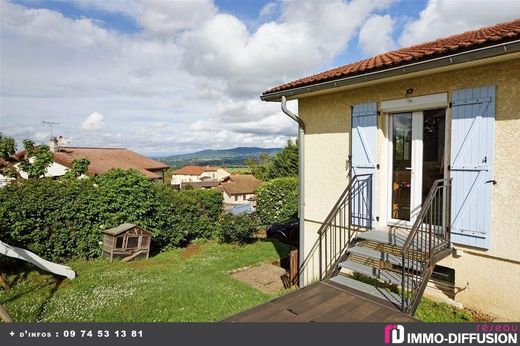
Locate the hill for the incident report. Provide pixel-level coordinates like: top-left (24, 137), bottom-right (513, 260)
top-left (152, 147), bottom-right (281, 168)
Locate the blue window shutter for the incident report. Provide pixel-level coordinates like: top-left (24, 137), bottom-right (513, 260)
top-left (450, 86), bottom-right (495, 249)
top-left (351, 102), bottom-right (377, 228)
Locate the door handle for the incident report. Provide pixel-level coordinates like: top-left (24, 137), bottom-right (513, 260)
top-left (405, 167), bottom-right (412, 170)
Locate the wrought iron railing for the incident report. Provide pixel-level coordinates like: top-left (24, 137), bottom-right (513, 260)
top-left (401, 178), bottom-right (452, 314)
top-left (297, 174), bottom-right (373, 285)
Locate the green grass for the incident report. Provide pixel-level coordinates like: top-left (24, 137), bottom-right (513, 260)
top-left (1, 240), bottom-right (290, 322)
top-left (224, 167), bottom-right (251, 174)
top-left (415, 298), bottom-right (474, 322)
top-left (348, 273), bottom-right (476, 322)
top-left (2, 240), bottom-right (479, 322)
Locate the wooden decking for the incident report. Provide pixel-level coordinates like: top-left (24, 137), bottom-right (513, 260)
top-left (223, 280), bottom-right (417, 322)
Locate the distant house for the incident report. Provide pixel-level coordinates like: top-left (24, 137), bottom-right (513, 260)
top-left (0, 158), bottom-right (17, 187)
top-left (15, 139), bottom-right (169, 181)
top-left (218, 174), bottom-right (260, 205)
top-left (171, 165), bottom-right (230, 189)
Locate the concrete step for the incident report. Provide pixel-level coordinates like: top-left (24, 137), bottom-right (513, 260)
top-left (338, 260), bottom-right (414, 286)
top-left (347, 245), bottom-right (422, 270)
top-left (328, 274), bottom-right (403, 308)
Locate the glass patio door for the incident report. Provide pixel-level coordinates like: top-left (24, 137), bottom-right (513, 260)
top-left (389, 110), bottom-right (446, 226)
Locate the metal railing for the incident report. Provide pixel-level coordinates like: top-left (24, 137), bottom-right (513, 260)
top-left (297, 174), bottom-right (373, 284)
top-left (401, 178), bottom-right (452, 314)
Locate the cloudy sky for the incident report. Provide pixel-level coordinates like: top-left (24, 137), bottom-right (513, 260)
top-left (1, 0), bottom-right (519, 156)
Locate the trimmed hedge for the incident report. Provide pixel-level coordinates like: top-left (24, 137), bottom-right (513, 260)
top-left (216, 213), bottom-right (259, 244)
top-left (0, 169), bottom-right (223, 262)
top-left (256, 176), bottom-right (298, 225)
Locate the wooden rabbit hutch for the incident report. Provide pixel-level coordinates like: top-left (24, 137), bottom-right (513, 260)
top-left (102, 223), bottom-right (151, 262)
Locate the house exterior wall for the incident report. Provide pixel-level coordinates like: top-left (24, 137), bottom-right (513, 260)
top-left (223, 191), bottom-right (255, 204)
top-left (0, 173), bottom-right (14, 187)
top-left (298, 58), bottom-right (520, 320)
top-left (216, 168), bottom-right (231, 181)
top-left (172, 169), bottom-right (229, 186)
top-left (201, 171), bottom-right (217, 180)
top-left (171, 174), bottom-right (200, 186)
top-left (16, 160), bottom-right (69, 179)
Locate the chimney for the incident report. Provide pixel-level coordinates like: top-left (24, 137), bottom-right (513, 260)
top-left (48, 137), bottom-right (58, 152)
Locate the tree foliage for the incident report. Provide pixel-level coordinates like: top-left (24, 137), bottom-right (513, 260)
top-left (62, 158), bottom-right (90, 179)
top-left (17, 140), bottom-right (53, 179)
top-left (216, 213), bottom-right (259, 244)
top-left (256, 176), bottom-right (298, 224)
top-left (246, 140), bottom-right (298, 180)
top-left (0, 133), bottom-right (16, 159)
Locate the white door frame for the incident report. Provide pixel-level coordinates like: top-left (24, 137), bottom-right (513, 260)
top-left (386, 111), bottom-right (424, 228)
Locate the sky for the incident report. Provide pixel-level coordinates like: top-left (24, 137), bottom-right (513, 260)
top-left (1, 0), bottom-right (519, 156)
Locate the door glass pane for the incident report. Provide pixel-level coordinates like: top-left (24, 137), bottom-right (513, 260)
top-left (422, 109), bottom-right (446, 204)
top-left (392, 113), bottom-right (412, 221)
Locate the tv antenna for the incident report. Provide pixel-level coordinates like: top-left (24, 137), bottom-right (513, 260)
top-left (42, 120), bottom-right (60, 139)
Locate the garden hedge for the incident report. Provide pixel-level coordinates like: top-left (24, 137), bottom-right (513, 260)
top-left (256, 176), bottom-right (298, 225)
top-left (0, 169), bottom-right (223, 262)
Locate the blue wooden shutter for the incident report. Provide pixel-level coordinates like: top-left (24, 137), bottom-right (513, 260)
top-left (450, 86), bottom-right (495, 249)
top-left (351, 102), bottom-right (377, 228)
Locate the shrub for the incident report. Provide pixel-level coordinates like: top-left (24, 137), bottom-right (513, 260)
top-left (0, 178), bottom-right (102, 261)
top-left (216, 214), bottom-right (259, 244)
top-left (256, 176), bottom-right (298, 224)
top-left (0, 169), bottom-right (223, 262)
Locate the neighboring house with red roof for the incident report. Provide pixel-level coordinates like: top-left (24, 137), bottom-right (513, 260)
top-left (171, 165), bottom-right (230, 189)
top-left (261, 19), bottom-right (520, 320)
top-left (217, 174), bottom-right (260, 205)
top-left (15, 140), bottom-right (169, 181)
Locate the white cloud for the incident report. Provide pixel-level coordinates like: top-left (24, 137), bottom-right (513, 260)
top-left (81, 112), bottom-right (105, 130)
top-left (260, 2), bottom-right (277, 17)
top-left (399, 0), bottom-right (520, 46)
top-left (179, 0), bottom-right (393, 97)
top-left (1, 0), bottom-right (392, 154)
top-left (358, 14), bottom-right (396, 55)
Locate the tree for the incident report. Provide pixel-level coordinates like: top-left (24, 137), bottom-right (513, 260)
top-left (0, 133), bottom-right (18, 178)
top-left (245, 153), bottom-right (271, 181)
top-left (62, 158), bottom-right (90, 179)
top-left (265, 139), bottom-right (298, 180)
top-left (0, 133), bottom-right (16, 159)
top-left (17, 140), bottom-right (53, 179)
top-left (245, 140), bottom-right (299, 181)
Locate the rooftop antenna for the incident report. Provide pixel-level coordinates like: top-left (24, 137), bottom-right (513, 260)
top-left (42, 120), bottom-right (60, 140)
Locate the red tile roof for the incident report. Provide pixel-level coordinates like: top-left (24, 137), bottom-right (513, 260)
top-left (172, 165), bottom-right (221, 176)
top-left (264, 19), bottom-right (520, 95)
top-left (51, 147), bottom-right (168, 179)
top-left (219, 174), bottom-right (260, 195)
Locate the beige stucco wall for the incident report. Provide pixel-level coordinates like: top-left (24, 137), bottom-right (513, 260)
top-left (223, 191), bottom-right (254, 204)
top-left (298, 57), bottom-right (520, 320)
top-left (171, 174), bottom-right (200, 185)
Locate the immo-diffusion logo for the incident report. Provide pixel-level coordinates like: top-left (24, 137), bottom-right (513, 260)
top-left (384, 324), bottom-right (518, 344)
top-left (384, 324), bottom-right (405, 344)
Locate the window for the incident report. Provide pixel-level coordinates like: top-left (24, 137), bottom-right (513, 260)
top-left (115, 236), bottom-right (124, 249)
top-left (127, 237), bottom-right (139, 249)
top-left (234, 195), bottom-right (238, 201)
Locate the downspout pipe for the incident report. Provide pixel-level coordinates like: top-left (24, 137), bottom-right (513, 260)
top-left (281, 96), bottom-right (305, 287)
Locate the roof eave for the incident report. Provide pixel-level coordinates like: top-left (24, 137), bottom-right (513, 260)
top-left (261, 39), bottom-right (520, 102)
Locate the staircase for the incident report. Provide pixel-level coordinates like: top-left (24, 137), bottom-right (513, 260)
top-left (300, 175), bottom-right (452, 315)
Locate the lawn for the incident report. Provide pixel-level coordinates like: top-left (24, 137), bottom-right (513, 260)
top-left (0, 239), bottom-right (290, 322)
top-left (1, 239), bottom-right (481, 322)
top-left (224, 166), bottom-right (251, 174)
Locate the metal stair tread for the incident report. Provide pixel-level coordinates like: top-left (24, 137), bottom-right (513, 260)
top-left (347, 245), bottom-right (422, 269)
top-left (338, 260), bottom-right (408, 286)
top-left (328, 274), bottom-right (403, 307)
top-left (356, 228), bottom-right (428, 251)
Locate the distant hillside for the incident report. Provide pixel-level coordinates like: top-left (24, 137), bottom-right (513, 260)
top-left (153, 147), bottom-right (281, 168)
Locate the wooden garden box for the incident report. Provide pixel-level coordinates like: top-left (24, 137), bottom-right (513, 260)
top-left (102, 223), bottom-right (152, 262)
